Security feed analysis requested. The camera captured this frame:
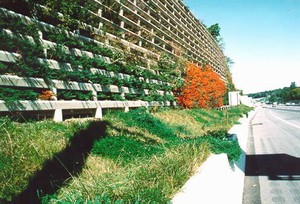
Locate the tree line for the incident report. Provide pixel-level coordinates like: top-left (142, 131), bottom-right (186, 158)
top-left (248, 82), bottom-right (300, 104)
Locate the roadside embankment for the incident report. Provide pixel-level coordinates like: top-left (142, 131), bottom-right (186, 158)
top-left (0, 105), bottom-right (252, 203)
top-left (172, 110), bottom-right (257, 204)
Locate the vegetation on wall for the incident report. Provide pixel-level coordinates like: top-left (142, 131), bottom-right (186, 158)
top-left (0, 0), bottom-right (234, 108)
top-left (0, 8), bottom-right (177, 103)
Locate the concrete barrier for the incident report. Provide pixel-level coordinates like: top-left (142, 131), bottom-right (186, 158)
top-left (172, 110), bottom-right (256, 204)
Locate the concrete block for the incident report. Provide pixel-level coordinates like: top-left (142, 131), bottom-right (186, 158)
top-left (95, 107), bottom-right (103, 118)
top-left (53, 109), bottom-right (63, 122)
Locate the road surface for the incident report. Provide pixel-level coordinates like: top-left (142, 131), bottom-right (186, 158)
top-left (243, 106), bottom-right (300, 204)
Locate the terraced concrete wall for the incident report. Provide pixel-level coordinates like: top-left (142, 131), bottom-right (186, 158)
top-left (0, 0), bottom-right (227, 121)
top-left (97, 0), bottom-right (227, 78)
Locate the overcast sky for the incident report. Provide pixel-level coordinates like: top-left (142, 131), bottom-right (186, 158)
top-left (183, 0), bottom-right (300, 94)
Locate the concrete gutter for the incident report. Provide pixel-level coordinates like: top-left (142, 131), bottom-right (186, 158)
top-left (172, 110), bottom-right (257, 204)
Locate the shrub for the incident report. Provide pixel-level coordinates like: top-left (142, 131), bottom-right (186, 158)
top-left (177, 63), bottom-right (226, 109)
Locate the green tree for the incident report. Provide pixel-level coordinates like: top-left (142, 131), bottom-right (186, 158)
top-left (290, 88), bottom-right (300, 100)
top-left (290, 82), bottom-right (297, 89)
top-left (207, 23), bottom-right (221, 41)
top-left (226, 56), bottom-right (234, 68)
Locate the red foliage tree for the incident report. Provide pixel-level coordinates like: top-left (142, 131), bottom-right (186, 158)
top-left (177, 63), bottom-right (226, 109)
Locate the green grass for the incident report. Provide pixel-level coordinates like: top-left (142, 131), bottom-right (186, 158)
top-left (0, 118), bottom-right (90, 202)
top-left (0, 105), bottom-right (252, 203)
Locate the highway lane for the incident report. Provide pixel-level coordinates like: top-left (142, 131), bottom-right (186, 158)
top-left (243, 107), bottom-right (300, 204)
top-left (268, 106), bottom-right (300, 129)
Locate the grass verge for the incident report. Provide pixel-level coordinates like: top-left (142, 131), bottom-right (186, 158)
top-left (0, 105), bottom-right (252, 203)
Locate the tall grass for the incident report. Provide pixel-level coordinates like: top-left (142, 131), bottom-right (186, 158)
top-left (0, 105), bottom-right (252, 203)
top-left (0, 118), bottom-right (90, 202)
top-left (49, 142), bottom-right (210, 203)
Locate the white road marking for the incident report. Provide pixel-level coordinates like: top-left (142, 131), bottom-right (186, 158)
top-left (269, 110), bottom-right (300, 129)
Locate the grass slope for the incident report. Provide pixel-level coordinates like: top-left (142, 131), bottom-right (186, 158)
top-left (0, 105), bottom-right (252, 203)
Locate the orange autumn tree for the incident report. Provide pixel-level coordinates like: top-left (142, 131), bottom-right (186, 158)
top-left (177, 63), bottom-right (226, 109)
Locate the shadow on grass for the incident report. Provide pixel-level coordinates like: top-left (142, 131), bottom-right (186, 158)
top-left (11, 120), bottom-right (109, 204)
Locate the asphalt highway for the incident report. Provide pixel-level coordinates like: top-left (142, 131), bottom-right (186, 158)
top-left (243, 106), bottom-right (300, 204)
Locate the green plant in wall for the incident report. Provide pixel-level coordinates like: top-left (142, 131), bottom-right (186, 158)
top-left (0, 86), bottom-right (39, 103)
top-left (72, 55), bottom-right (93, 70)
top-left (0, 62), bottom-right (7, 72)
top-left (35, 0), bottom-right (93, 31)
top-left (156, 52), bottom-right (187, 79)
top-left (110, 77), bottom-right (124, 87)
top-left (84, 43), bottom-right (115, 58)
top-left (101, 0), bottom-right (121, 25)
top-left (0, 20), bottom-right (44, 57)
top-left (0, 1), bottom-right (181, 104)
top-left (163, 93), bottom-right (175, 102)
top-left (157, 53), bottom-right (177, 71)
top-left (47, 44), bottom-right (71, 62)
top-left (57, 90), bottom-right (93, 100)
top-left (125, 93), bottom-right (143, 101)
top-left (0, 21), bottom-right (54, 81)
top-left (0, 16), bottom-right (33, 36)
top-left (96, 92), bottom-right (124, 101)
